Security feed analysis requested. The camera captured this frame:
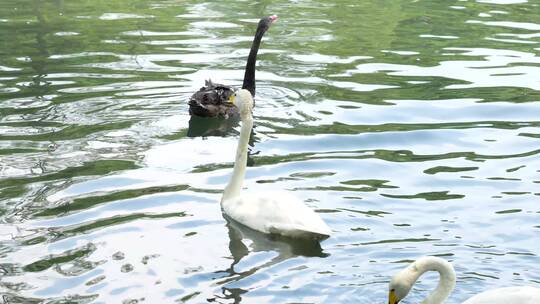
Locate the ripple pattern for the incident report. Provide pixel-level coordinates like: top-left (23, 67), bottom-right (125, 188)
top-left (0, 0), bottom-right (539, 303)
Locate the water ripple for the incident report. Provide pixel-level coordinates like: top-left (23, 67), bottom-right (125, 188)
top-left (0, 0), bottom-right (539, 303)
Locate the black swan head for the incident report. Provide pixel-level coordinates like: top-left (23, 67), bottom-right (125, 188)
top-left (258, 15), bottom-right (278, 36)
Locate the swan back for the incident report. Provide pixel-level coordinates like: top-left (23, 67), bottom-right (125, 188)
top-left (222, 191), bottom-right (331, 240)
top-left (462, 286), bottom-right (540, 304)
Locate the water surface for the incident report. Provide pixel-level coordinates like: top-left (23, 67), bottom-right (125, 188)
top-left (1, 0), bottom-right (539, 303)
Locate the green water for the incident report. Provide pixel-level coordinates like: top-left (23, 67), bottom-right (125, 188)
top-left (1, 0), bottom-right (539, 303)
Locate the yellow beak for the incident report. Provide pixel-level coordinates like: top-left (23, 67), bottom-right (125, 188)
top-left (388, 290), bottom-right (399, 304)
top-left (229, 94), bottom-right (235, 105)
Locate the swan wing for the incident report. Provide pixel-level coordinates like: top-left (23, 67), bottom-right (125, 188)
top-left (462, 286), bottom-right (540, 304)
top-left (266, 223), bottom-right (330, 240)
top-left (221, 191), bottom-right (331, 239)
top-left (188, 80), bottom-right (236, 117)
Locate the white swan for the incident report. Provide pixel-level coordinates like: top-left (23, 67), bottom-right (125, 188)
top-left (220, 89), bottom-right (331, 240)
top-left (388, 256), bottom-right (540, 304)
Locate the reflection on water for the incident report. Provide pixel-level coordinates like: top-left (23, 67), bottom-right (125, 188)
top-left (1, 0), bottom-right (539, 303)
top-left (187, 116), bottom-right (239, 138)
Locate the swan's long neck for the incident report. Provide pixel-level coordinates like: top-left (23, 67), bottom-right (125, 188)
top-left (221, 115), bottom-right (253, 202)
top-left (414, 257), bottom-right (456, 304)
top-left (242, 26), bottom-right (266, 97)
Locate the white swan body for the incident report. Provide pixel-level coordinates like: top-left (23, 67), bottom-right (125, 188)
top-left (462, 286), bottom-right (540, 304)
top-left (220, 89), bottom-right (331, 240)
top-left (388, 256), bottom-right (540, 304)
top-left (222, 191), bottom-right (331, 238)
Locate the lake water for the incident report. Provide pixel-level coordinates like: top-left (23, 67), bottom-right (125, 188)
top-left (1, 0), bottom-right (539, 303)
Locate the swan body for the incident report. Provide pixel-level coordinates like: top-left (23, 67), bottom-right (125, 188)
top-left (462, 286), bottom-right (540, 304)
top-left (222, 191), bottom-right (331, 239)
top-left (189, 15), bottom-right (278, 118)
top-left (188, 79), bottom-right (236, 118)
top-left (388, 256), bottom-right (540, 304)
top-left (220, 89), bottom-right (331, 240)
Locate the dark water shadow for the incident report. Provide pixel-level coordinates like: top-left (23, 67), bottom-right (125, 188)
top-left (224, 214), bottom-right (328, 261)
top-left (187, 116), bottom-right (240, 138)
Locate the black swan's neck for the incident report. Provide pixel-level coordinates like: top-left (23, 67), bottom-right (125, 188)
top-left (242, 25), bottom-right (267, 97)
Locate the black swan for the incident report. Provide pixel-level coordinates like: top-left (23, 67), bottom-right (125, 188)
top-left (188, 15), bottom-right (278, 118)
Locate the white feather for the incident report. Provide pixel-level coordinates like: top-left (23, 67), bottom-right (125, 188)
top-left (222, 191), bottom-right (331, 239)
top-left (462, 286), bottom-right (540, 304)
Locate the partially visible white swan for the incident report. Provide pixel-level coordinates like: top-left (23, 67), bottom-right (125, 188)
top-left (220, 89), bottom-right (331, 240)
top-left (388, 256), bottom-right (540, 304)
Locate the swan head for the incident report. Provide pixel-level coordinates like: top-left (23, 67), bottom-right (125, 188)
top-left (388, 256), bottom-right (456, 304)
top-left (258, 15), bottom-right (278, 34)
top-left (388, 265), bottom-right (416, 304)
top-left (229, 89), bottom-right (254, 119)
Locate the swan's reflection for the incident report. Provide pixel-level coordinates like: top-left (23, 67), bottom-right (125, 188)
top-left (226, 215), bottom-right (328, 260)
top-left (187, 116), bottom-right (240, 138)
top-left (211, 215), bottom-right (328, 303)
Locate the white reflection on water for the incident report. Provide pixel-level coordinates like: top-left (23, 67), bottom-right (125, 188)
top-left (343, 48), bottom-right (540, 90)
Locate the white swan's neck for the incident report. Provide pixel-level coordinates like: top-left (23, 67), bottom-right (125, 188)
top-left (413, 257), bottom-right (456, 304)
top-left (221, 116), bottom-right (253, 203)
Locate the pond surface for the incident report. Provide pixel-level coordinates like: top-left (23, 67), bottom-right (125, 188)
top-left (1, 0), bottom-right (539, 303)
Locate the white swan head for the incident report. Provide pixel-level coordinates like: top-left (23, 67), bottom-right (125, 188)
top-left (388, 263), bottom-right (418, 303)
top-left (388, 256), bottom-right (456, 304)
top-left (229, 89), bottom-right (254, 119)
